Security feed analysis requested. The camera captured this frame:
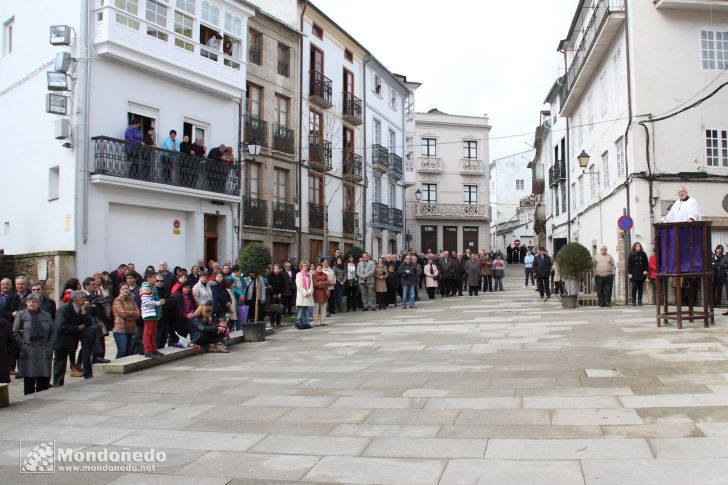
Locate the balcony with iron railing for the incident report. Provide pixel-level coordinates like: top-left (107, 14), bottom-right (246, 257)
top-left (342, 210), bottom-right (358, 235)
top-left (388, 153), bottom-right (403, 180)
top-left (308, 135), bottom-right (332, 172)
top-left (548, 161), bottom-right (567, 187)
top-left (308, 202), bottom-right (325, 232)
top-left (371, 202), bottom-right (389, 227)
top-left (372, 144), bottom-right (389, 172)
top-left (91, 136), bottom-right (240, 198)
top-left (342, 151), bottom-right (363, 182)
top-left (388, 207), bottom-right (403, 230)
top-left (272, 124), bottom-right (294, 154)
top-left (243, 196), bottom-right (268, 227)
top-left (245, 115), bottom-right (268, 148)
top-left (309, 70), bottom-right (333, 109)
top-left (342, 92), bottom-right (363, 125)
top-left (559, 0), bottom-right (625, 115)
top-left (273, 202), bottom-right (296, 230)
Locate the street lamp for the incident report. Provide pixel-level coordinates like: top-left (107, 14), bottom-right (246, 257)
top-left (577, 150), bottom-right (590, 169)
top-left (415, 188), bottom-right (422, 202)
top-left (245, 139), bottom-right (262, 160)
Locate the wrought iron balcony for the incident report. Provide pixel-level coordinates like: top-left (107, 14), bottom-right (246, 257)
top-left (273, 201), bottom-right (296, 230)
top-left (548, 161), bottom-right (567, 187)
top-left (342, 92), bottom-right (362, 125)
top-left (559, 0), bottom-right (625, 115)
top-left (415, 203), bottom-right (488, 220)
top-left (342, 151), bottom-right (363, 182)
top-left (308, 202), bottom-right (325, 232)
top-left (372, 144), bottom-right (389, 172)
top-left (388, 207), bottom-right (403, 229)
top-left (371, 202), bottom-right (389, 227)
top-left (308, 135), bottom-right (332, 172)
top-left (388, 153), bottom-right (403, 180)
top-left (91, 136), bottom-right (240, 196)
top-left (272, 123), bottom-right (294, 154)
top-left (309, 70), bottom-right (333, 109)
top-left (417, 157), bottom-right (443, 172)
top-left (243, 196), bottom-right (268, 227)
top-left (342, 210), bottom-right (357, 235)
top-left (245, 115), bottom-right (268, 148)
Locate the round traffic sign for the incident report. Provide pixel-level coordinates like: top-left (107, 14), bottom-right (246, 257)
top-left (513, 239), bottom-right (521, 247)
top-left (617, 215), bottom-right (633, 231)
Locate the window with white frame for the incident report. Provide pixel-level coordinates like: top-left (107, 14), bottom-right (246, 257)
top-left (374, 176), bottom-right (381, 203)
top-left (389, 87), bottom-right (397, 110)
top-left (515, 179), bottom-right (524, 191)
top-left (706, 128), bottom-right (728, 167)
top-left (245, 163), bottom-right (260, 198)
top-left (374, 74), bottom-right (382, 96)
top-left (578, 176), bottom-right (584, 206)
top-left (174, 10), bottom-right (194, 51)
top-left (224, 12), bottom-right (241, 37)
top-left (373, 119), bottom-right (381, 145)
top-left (702, 30), bottom-right (728, 70)
top-left (389, 183), bottom-right (395, 208)
top-left (554, 187), bottom-right (559, 216)
top-left (601, 151), bottom-right (610, 188)
top-left (560, 181), bottom-right (567, 213)
top-left (615, 136), bottom-right (625, 178)
top-left (201, 0), bottom-right (220, 25)
top-left (388, 129), bottom-right (396, 154)
top-left (463, 185), bottom-right (477, 205)
top-left (587, 93), bottom-right (594, 133)
top-left (49, 166), bottom-right (60, 201)
top-left (599, 69), bottom-right (608, 117)
top-left (463, 140), bottom-right (477, 159)
top-left (146, 0), bottom-right (168, 41)
top-left (176, 0), bottom-right (196, 15)
top-left (115, 0), bottom-right (140, 30)
top-left (613, 47), bottom-right (622, 114)
top-left (422, 138), bottom-right (436, 157)
top-left (223, 12), bottom-right (242, 63)
top-left (422, 183), bottom-right (437, 203)
top-left (405, 94), bottom-right (414, 121)
top-left (3, 17), bottom-right (14, 56)
top-left (589, 165), bottom-right (597, 199)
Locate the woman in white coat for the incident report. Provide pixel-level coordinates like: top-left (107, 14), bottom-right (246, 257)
top-left (424, 256), bottom-right (440, 300)
top-left (295, 260), bottom-right (314, 329)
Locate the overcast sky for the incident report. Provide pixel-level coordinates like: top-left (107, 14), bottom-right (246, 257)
top-left (311, 0), bottom-right (580, 160)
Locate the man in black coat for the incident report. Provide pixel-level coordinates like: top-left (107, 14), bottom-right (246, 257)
top-left (439, 251), bottom-right (456, 297)
top-left (0, 317), bottom-right (16, 383)
top-left (53, 291), bottom-right (95, 386)
top-left (532, 247), bottom-right (553, 299)
top-left (109, 264), bottom-right (128, 297)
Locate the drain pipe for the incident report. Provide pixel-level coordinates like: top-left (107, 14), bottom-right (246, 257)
top-left (622, 0), bottom-right (634, 303)
top-left (297, 1), bottom-right (307, 260)
top-left (362, 56), bottom-right (370, 253)
top-left (80, 0), bottom-right (93, 264)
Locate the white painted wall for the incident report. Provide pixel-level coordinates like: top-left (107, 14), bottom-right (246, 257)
top-left (489, 149), bottom-right (534, 252)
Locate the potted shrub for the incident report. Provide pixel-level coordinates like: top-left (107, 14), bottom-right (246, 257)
top-left (555, 242), bottom-right (592, 309)
top-left (238, 242), bottom-right (272, 341)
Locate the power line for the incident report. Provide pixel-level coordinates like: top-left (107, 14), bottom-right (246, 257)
top-left (0, 59), bottom-right (54, 98)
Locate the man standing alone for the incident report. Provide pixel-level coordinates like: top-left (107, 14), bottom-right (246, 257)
top-left (532, 248), bottom-right (552, 299)
top-left (593, 245), bottom-right (616, 307)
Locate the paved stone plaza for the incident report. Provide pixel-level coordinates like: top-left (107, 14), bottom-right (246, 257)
top-left (3, 270), bottom-right (728, 484)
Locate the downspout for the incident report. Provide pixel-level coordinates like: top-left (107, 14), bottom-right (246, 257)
top-left (80, 0), bottom-right (92, 259)
top-left (363, 56), bottom-right (370, 253)
top-left (561, 48), bottom-right (571, 242)
top-left (297, 1), bottom-right (307, 260)
top-left (237, 94), bottom-right (244, 256)
top-left (401, 87), bottom-right (406, 254)
top-left (622, 0), bottom-right (634, 304)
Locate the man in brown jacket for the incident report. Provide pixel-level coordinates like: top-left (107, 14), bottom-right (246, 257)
top-left (593, 245), bottom-right (616, 307)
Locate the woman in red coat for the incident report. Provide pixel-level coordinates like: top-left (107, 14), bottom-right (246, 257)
top-left (648, 251), bottom-right (657, 305)
top-left (312, 263), bottom-right (331, 327)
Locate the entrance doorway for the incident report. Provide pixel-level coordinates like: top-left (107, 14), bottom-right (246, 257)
top-left (389, 239), bottom-right (397, 255)
top-left (443, 226), bottom-right (458, 254)
top-left (463, 226), bottom-right (478, 252)
top-left (204, 215), bottom-right (219, 264)
top-left (554, 237), bottom-right (568, 257)
top-left (273, 242), bottom-right (289, 264)
top-left (421, 225), bottom-right (437, 253)
top-left (309, 239), bottom-right (322, 263)
top-left (328, 242), bottom-right (339, 258)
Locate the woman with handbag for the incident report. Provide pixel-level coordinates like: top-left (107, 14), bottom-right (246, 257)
top-left (267, 264), bottom-right (285, 328)
top-left (424, 256), bottom-right (440, 299)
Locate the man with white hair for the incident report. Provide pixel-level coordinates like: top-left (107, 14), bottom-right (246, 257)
top-left (662, 186), bottom-right (700, 223)
top-left (158, 261), bottom-right (175, 294)
top-left (593, 245), bottom-right (616, 307)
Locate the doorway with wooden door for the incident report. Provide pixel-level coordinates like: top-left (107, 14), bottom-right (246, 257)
top-left (204, 215), bottom-right (219, 265)
top-left (443, 226), bottom-right (458, 254)
top-left (421, 225), bottom-right (437, 253)
top-left (463, 226), bottom-right (478, 252)
top-left (309, 239), bottom-right (322, 264)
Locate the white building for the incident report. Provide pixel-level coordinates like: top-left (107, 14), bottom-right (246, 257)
top-left (0, 0), bottom-right (255, 293)
top-left (540, 0), bottom-right (728, 300)
top-left (489, 149), bottom-right (535, 252)
top-left (406, 109), bottom-right (491, 254)
top-left (363, 57), bottom-right (410, 257)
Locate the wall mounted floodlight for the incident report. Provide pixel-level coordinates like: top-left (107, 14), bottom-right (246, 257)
top-left (46, 93), bottom-right (70, 115)
top-left (54, 52), bottom-right (73, 72)
top-left (50, 25), bottom-right (72, 46)
top-left (47, 71), bottom-right (70, 91)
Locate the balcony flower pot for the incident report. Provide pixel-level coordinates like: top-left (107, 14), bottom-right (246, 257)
top-left (555, 242), bottom-right (592, 310)
top-left (242, 322), bottom-right (266, 342)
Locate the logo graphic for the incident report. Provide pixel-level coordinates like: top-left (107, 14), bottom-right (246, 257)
top-left (20, 441), bottom-right (55, 473)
